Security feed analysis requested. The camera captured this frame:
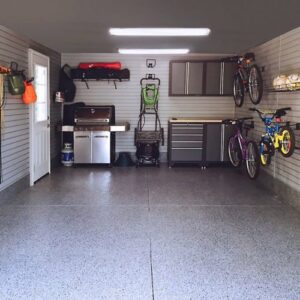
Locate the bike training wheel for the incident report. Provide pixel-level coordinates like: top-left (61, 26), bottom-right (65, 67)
top-left (279, 127), bottom-right (295, 157)
top-left (248, 64), bottom-right (263, 105)
top-left (260, 140), bottom-right (272, 166)
top-left (233, 74), bottom-right (244, 107)
top-left (246, 141), bottom-right (260, 179)
top-left (228, 136), bottom-right (242, 167)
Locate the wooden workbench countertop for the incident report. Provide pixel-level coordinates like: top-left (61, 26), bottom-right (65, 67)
top-left (169, 117), bottom-right (231, 123)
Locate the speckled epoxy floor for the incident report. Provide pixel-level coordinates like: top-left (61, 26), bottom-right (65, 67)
top-left (0, 166), bottom-right (299, 299)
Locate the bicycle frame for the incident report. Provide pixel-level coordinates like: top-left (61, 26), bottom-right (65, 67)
top-left (231, 125), bottom-right (249, 160)
top-left (261, 116), bottom-right (285, 150)
top-left (236, 58), bottom-right (255, 93)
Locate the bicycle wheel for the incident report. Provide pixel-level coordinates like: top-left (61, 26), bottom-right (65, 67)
top-left (279, 127), bottom-right (295, 157)
top-left (260, 139), bottom-right (272, 166)
top-left (228, 136), bottom-right (242, 167)
top-left (233, 74), bottom-right (244, 107)
top-left (248, 64), bottom-right (263, 105)
top-left (246, 141), bottom-right (260, 179)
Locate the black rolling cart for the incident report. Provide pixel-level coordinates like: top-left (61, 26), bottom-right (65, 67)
top-left (135, 76), bottom-right (164, 166)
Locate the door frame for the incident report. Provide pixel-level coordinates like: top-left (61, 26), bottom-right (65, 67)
top-left (28, 49), bottom-right (51, 186)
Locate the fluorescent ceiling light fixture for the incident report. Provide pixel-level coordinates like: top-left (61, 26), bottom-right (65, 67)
top-left (118, 49), bottom-right (190, 55)
top-left (110, 28), bottom-right (211, 36)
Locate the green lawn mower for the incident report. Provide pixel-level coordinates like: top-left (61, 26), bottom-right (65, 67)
top-left (135, 76), bottom-right (164, 167)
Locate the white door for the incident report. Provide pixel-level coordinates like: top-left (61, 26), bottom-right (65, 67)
top-left (29, 49), bottom-right (50, 185)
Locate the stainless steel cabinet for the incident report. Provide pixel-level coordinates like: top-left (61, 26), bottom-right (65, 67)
top-left (170, 62), bottom-right (186, 95)
top-left (74, 131), bottom-right (92, 163)
top-left (168, 123), bottom-right (204, 165)
top-left (205, 62), bottom-right (221, 95)
top-left (91, 131), bottom-right (110, 163)
top-left (205, 124), bottom-right (222, 161)
top-left (169, 60), bottom-right (235, 96)
top-left (168, 122), bottom-right (236, 166)
top-left (74, 131), bottom-right (111, 164)
top-left (188, 62), bottom-right (204, 95)
top-left (223, 62), bottom-right (236, 95)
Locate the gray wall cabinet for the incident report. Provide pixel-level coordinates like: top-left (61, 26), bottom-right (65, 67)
top-left (169, 60), bottom-right (235, 96)
top-left (170, 62), bottom-right (186, 95)
top-left (187, 62), bottom-right (204, 95)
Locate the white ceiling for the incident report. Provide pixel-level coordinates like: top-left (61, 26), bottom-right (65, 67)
top-left (1, 0), bottom-right (300, 53)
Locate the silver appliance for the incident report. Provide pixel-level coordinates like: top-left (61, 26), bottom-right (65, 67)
top-left (74, 106), bottom-right (115, 165)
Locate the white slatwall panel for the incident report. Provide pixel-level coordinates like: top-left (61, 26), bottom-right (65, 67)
top-left (236, 27), bottom-right (300, 192)
top-left (0, 25), bottom-right (61, 192)
top-left (62, 53), bottom-right (235, 153)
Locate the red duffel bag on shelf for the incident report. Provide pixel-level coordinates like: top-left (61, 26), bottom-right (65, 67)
top-left (78, 62), bottom-right (122, 70)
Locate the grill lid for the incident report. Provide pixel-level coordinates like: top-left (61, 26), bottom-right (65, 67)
top-left (74, 106), bottom-right (113, 125)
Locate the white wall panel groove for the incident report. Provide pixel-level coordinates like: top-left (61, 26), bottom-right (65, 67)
top-left (0, 25), bottom-right (61, 192)
top-left (62, 53), bottom-right (235, 153)
top-left (236, 27), bottom-right (300, 193)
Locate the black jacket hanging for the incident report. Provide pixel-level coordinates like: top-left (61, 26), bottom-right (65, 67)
top-left (59, 64), bottom-right (76, 102)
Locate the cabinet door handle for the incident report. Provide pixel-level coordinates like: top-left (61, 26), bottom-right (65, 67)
top-left (172, 141), bottom-right (202, 143)
top-left (173, 147), bottom-right (203, 150)
top-left (75, 136), bottom-right (90, 138)
top-left (185, 62), bottom-right (190, 95)
top-left (94, 136), bottom-right (108, 138)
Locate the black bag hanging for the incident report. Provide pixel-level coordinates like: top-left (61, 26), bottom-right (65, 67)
top-left (59, 64), bottom-right (76, 102)
top-left (7, 62), bottom-right (25, 95)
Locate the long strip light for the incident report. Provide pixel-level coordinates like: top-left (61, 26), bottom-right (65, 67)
top-left (118, 49), bottom-right (190, 55)
top-left (110, 28), bottom-right (211, 37)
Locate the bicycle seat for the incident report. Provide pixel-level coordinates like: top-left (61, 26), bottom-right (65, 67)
top-left (275, 107), bottom-right (291, 118)
top-left (223, 55), bottom-right (239, 62)
top-left (243, 121), bottom-right (254, 130)
top-left (244, 52), bottom-right (255, 61)
top-left (224, 120), bottom-right (238, 126)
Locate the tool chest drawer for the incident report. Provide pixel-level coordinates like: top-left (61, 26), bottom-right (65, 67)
top-left (171, 148), bottom-right (203, 162)
top-left (171, 124), bottom-right (204, 135)
top-left (171, 133), bottom-right (204, 141)
top-left (172, 140), bottom-right (203, 148)
top-left (168, 122), bottom-right (205, 165)
top-left (168, 120), bottom-right (235, 167)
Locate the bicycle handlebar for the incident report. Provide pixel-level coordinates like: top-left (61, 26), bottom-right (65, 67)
top-left (223, 117), bottom-right (253, 124)
top-left (249, 107), bottom-right (291, 122)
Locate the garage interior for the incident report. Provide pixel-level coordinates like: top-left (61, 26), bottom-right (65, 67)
top-left (0, 1), bottom-right (300, 299)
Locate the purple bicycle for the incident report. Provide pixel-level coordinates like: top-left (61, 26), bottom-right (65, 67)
top-left (225, 117), bottom-right (260, 179)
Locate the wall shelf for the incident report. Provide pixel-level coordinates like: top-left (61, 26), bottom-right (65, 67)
top-left (71, 67), bottom-right (130, 89)
top-left (73, 78), bottom-right (130, 89)
top-left (268, 88), bottom-right (300, 93)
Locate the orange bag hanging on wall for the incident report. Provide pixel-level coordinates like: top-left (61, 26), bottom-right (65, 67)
top-left (22, 80), bottom-right (37, 105)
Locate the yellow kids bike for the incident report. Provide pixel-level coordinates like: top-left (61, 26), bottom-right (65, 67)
top-left (250, 107), bottom-right (295, 166)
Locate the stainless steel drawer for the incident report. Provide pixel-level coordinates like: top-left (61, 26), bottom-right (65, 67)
top-left (172, 127), bottom-right (204, 135)
top-left (171, 133), bottom-right (204, 141)
top-left (172, 123), bottom-right (204, 128)
top-left (172, 140), bottom-right (203, 148)
top-left (171, 148), bottom-right (203, 162)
